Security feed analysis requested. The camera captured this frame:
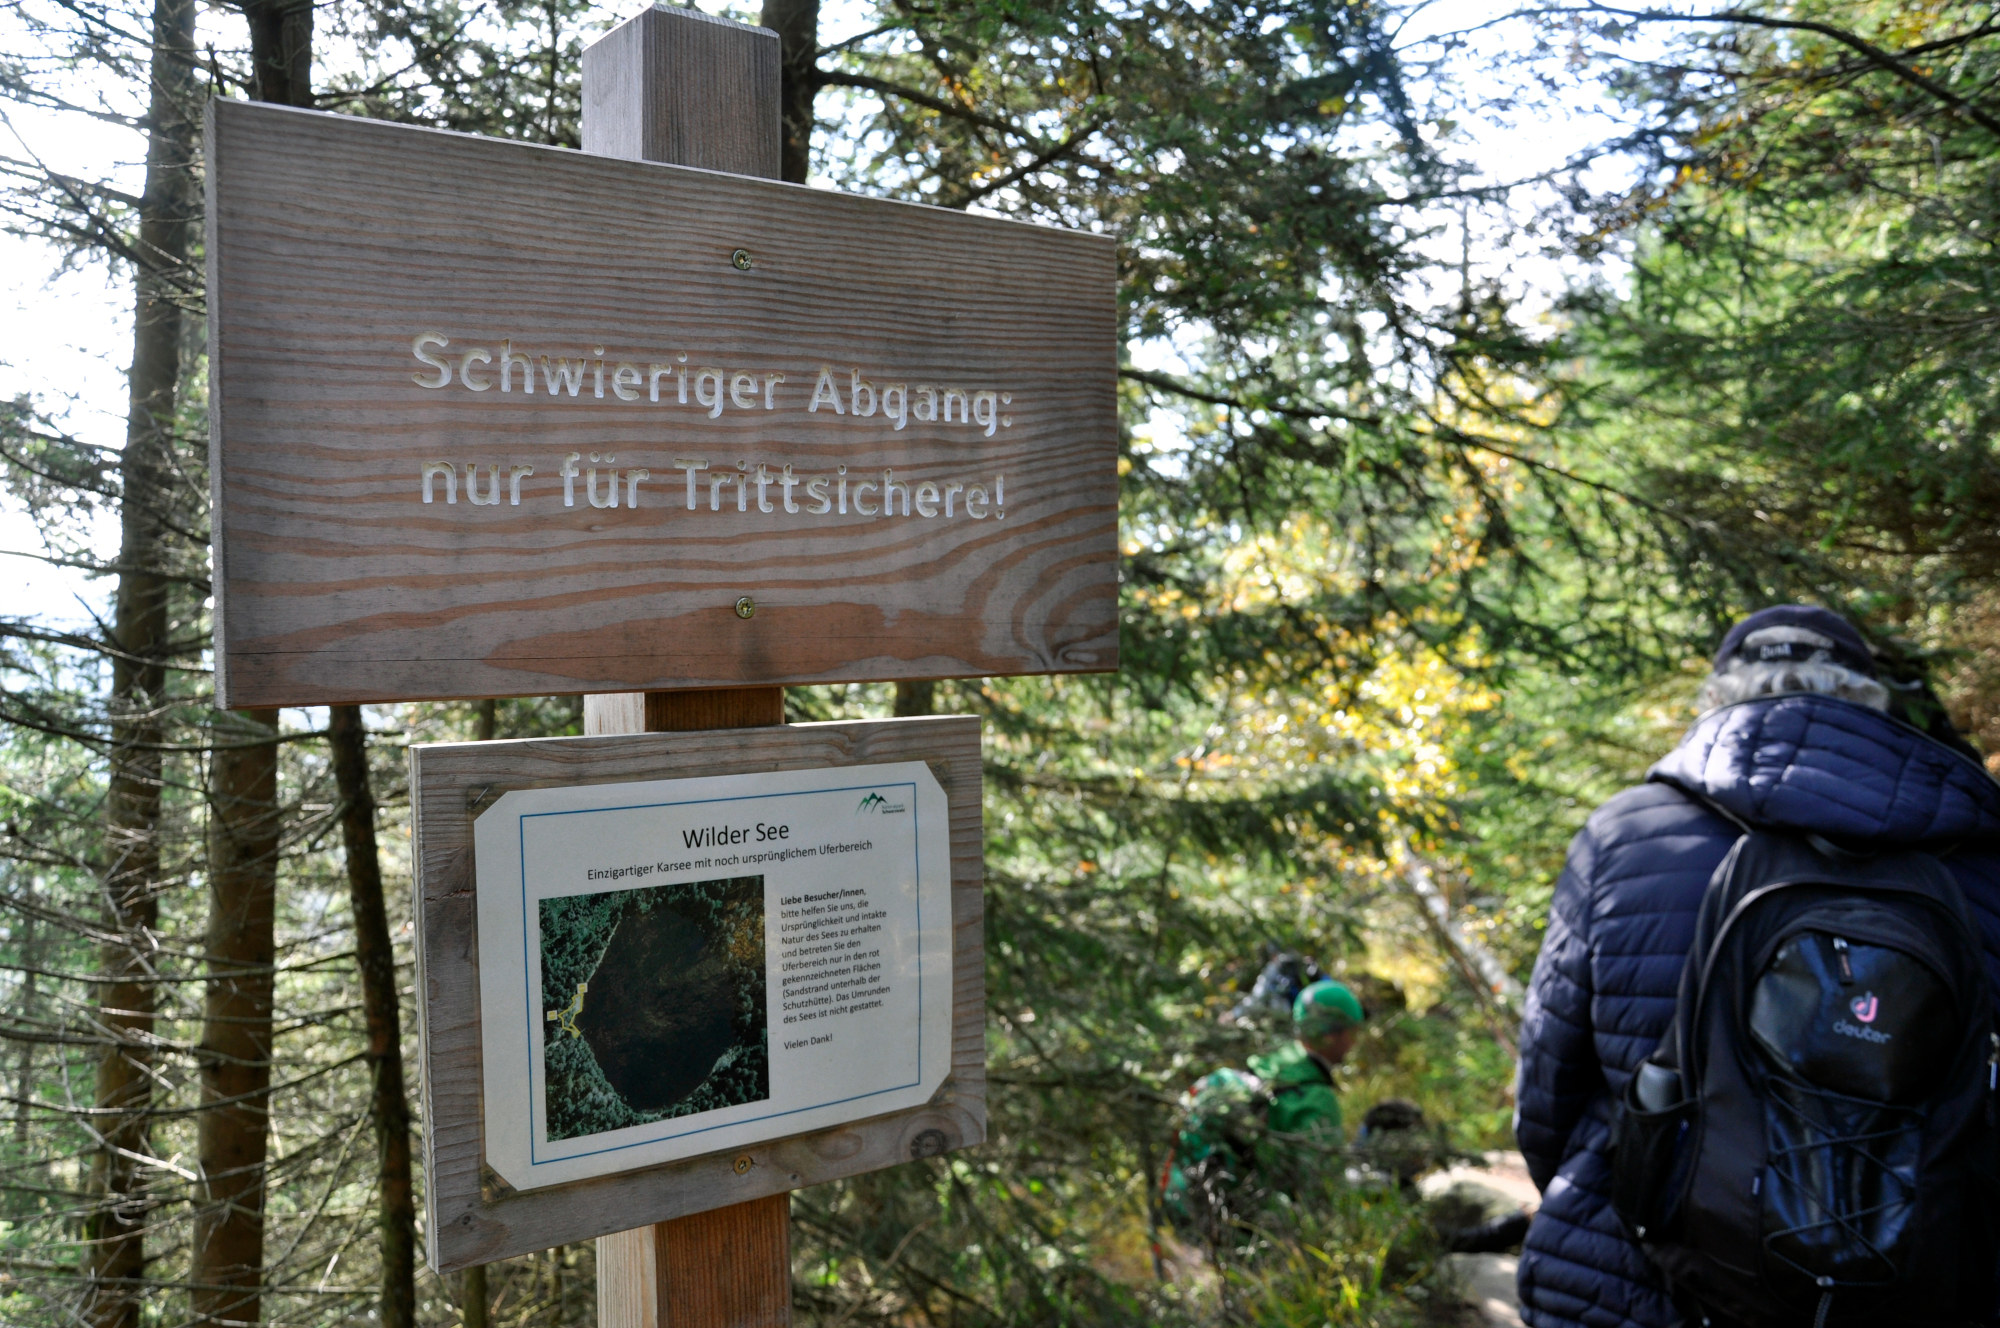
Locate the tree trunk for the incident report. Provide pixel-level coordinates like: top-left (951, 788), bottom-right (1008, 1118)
top-left (240, 0), bottom-right (313, 106)
top-left (183, 12), bottom-right (314, 1320)
top-left (84, 0), bottom-right (197, 1317)
top-left (760, 0), bottom-right (819, 184)
top-left (893, 681), bottom-right (935, 716)
top-left (14, 883), bottom-right (36, 1149)
top-left (327, 705), bottom-right (416, 1328)
top-left (193, 708), bottom-right (282, 1326)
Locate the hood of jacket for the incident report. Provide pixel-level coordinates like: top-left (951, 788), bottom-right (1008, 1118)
top-left (1648, 693), bottom-right (2000, 848)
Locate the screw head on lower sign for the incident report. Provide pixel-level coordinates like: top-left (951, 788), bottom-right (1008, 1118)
top-left (731, 248), bottom-right (753, 270)
top-left (734, 596), bottom-right (756, 619)
top-left (733, 1154), bottom-right (753, 1174)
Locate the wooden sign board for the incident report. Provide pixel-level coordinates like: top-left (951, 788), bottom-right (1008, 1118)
top-left (410, 717), bottom-right (983, 1272)
top-left (205, 99), bottom-right (1119, 709)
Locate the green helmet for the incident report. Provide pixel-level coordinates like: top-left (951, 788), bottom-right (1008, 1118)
top-left (1292, 979), bottom-right (1364, 1039)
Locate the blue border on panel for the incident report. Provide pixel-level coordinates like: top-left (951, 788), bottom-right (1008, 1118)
top-left (515, 780), bottom-right (925, 1167)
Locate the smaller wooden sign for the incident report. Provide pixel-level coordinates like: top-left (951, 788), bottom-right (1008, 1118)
top-left (411, 717), bottom-right (984, 1272)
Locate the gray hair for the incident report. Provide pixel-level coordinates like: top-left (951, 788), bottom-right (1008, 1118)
top-left (1697, 626), bottom-right (1889, 714)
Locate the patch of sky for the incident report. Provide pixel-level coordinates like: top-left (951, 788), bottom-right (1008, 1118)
top-left (1386, 0), bottom-right (1671, 319)
top-left (0, 0), bottom-right (250, 633)
top-left (0, 119), bottom-right (136, 629)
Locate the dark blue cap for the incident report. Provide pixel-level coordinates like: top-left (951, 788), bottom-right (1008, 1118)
top-left (1713, 605), bottom-right (1875, 678)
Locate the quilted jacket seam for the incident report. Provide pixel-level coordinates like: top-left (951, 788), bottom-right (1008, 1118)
top-left (1802, 713), bottom-right (1899, 827)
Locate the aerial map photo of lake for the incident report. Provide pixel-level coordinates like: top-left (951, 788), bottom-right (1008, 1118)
top-left (537, 874), bottom-right (768, 1143)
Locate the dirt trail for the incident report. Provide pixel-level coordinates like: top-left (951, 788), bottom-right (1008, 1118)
top-left (1423, 1151), bottom-right (1538, 1328)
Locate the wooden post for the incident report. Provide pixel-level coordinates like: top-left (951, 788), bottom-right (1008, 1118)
top-left (581, 13), bottom-right (790, 1327)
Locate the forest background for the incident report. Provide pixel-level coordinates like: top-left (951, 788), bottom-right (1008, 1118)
top-left (3, 0), bottom-right (1997, 1323)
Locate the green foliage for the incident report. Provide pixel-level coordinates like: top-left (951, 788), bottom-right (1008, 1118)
top-left (1207, 1182), bottom-right (1449, 1328)
top-left (1563, 0), bottom-right (2000, 660)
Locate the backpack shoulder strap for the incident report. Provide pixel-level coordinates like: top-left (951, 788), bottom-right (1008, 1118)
top-left (1646, 832), bottom-right (1750, 1078)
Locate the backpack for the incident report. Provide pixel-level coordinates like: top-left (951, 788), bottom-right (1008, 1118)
top-left (1225, 950), bottom-right (1326, 1025)
top-left (1608, 831), bottom-right (2000, 1328)
top-left (1175, 1067), bottom-right (1271, 1172)
top-left (1161, 1068), bottom-right (1272, 1239)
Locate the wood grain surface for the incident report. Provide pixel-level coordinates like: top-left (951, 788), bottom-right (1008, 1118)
top-left (205, 96), bottom-right (1119, 710)
top-left (660, 1194), bottom-right (792, 1328)
top-left (595, 1193), bottom-right (793, 1328)
top-left (585, 688), bottom-right (788, 735)
top-left (596, 1192), bottom-right (793, 1328)
top-left (410, 717), bottom-right (986, 1273)
top-left (581, 6), bottom-right (780, 176)
top-left (598, 1223), bottom-right (661, 1328)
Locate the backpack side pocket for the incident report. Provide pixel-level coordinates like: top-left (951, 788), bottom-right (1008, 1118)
top-left (1610, 1064), bottom-right (1695, 1242)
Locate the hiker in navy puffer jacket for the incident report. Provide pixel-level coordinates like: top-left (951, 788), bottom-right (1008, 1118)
top-left (1513, 605), bottom-right (2000, 1328)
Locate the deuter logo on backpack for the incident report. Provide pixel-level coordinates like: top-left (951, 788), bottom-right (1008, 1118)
top-left (1833, 991), bottom-right (1891, 1045)
top-left (1607, 832), bottom-right (2000, 1328)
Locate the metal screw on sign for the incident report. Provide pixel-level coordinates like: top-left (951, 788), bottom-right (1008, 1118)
top-left (734, 596), bottom-right (756, 619)
top-left (733, 1154), bottom-right (753, 1175)
top-left (730, 248), bottom-right (753, 270)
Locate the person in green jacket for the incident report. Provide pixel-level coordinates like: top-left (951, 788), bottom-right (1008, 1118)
top-left (1251, 979), bottom-right (1363, 1134)
top-left (1162, 979), bottom-right (1365, 1238)
top-left (1247, 979), bottom-right (1363, 1173)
